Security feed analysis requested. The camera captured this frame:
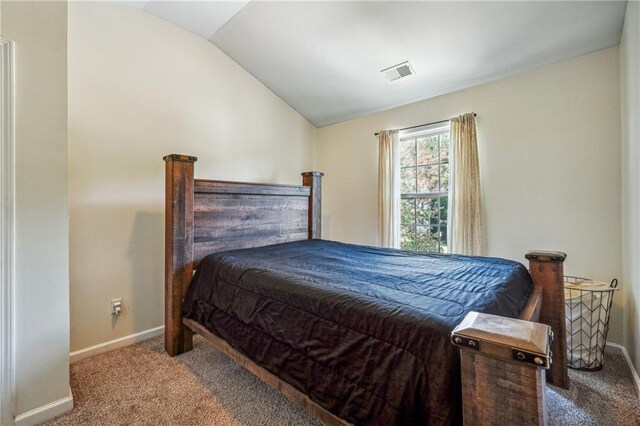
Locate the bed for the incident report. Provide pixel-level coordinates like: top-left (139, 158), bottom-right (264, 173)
top-left (163, 154), bottom-right (568, 425)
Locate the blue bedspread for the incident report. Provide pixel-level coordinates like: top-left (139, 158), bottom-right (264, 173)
top-left (183, 239), bottom-right (533, 425)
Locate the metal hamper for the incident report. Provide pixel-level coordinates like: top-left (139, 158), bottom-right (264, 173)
top-left (564, 276), bottom-right (618, 371)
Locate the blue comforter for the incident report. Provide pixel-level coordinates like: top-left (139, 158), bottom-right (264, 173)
top-left (183, 239), bottom-right (533, 425)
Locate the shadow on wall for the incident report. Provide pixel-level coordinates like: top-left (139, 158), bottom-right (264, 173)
top-left (322, 214), bottom-right (332, 241)
top-left (125, 210), bottom-right (164, 332)
top-left (627, 292), bottom-right (639, 367)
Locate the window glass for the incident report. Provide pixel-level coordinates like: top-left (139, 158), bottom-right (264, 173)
top-left (399, 125), bottom-right (450, 253)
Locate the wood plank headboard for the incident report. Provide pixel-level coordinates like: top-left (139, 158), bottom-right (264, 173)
top-left (163, 154), bottom-right (323, 356)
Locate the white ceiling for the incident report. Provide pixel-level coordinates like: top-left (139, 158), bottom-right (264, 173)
top-left (123, 1), bottom-right (627, 127)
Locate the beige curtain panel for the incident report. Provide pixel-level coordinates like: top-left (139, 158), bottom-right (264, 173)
top-left (449, 113), bottom-right (484, 255)
top-left (378, 130), bottom-right (400, 248)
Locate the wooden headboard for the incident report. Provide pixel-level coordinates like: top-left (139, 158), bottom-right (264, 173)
top-left (163, 154), bottom-right (323, 356)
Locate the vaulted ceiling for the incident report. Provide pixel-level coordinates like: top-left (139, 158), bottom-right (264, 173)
top-left (124, 1), bottom-right (627, 127)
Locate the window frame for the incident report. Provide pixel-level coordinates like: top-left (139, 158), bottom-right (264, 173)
top-left (399, 123), bottom-right (450, 253)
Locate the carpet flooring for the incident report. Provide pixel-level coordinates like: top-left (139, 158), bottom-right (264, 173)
top-left (44, 335), bottom-right (640, 425)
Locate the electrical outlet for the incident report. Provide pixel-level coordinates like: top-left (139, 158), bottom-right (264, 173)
top-left (111, 298), bottom-right (123, 316)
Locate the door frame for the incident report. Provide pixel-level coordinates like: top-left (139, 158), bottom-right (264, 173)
top-left (1, 36), bottom-right (15, 426)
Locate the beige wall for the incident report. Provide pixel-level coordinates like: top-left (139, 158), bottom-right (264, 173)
top-left (621, 1), bottom-right (640, 371)
top-left (68, 3), bottom-right (315, 352)
top-left (65, 0), bottom-right (633, 370)
top-left (1, 0), bottom-right (70, 417)
top-left (316, 47), bottom-right (624, 344)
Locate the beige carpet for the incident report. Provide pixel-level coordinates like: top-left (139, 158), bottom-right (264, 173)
top-left (44, 335), bottom-right (640, 425)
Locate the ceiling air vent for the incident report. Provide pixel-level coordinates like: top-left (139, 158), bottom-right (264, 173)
top-left (381, 61), bottom-right (415, 81)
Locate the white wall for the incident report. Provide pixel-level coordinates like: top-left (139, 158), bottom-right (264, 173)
top-left (1, 0), bottom-right (71, 418)
top-left (621, 0), bottom-right (640, 372)
top-left (316, 48), bottom-right (624, 344)
top-left (68, 3), bottom-right (316, 352)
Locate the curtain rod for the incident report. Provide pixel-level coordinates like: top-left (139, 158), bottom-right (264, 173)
top-left (374, 113), bottom-right (476, 136)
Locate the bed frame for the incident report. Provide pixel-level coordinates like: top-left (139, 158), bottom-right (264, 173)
top-left (163, 154), bottom-right (568, 425)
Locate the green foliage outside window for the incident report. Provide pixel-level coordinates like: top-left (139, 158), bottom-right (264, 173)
top-left (400, 130), bottom-right (449, 253)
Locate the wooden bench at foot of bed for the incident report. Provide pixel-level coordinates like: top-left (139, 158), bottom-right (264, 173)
top-left (163, 153), bottom-right (569, 426)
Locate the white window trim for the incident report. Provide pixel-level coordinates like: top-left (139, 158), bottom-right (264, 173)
top-left (1, 37), bottom-right (15, 426)
top-left (399, 123), bottom-right (451, 253)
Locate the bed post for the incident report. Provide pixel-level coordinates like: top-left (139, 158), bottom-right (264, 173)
top-left (164, 154), bottom-right (197, 357)
top-left (302, 171), bottom-right (324, 239)
top-left (525, 251), bottom-right (569, 389)
top-left (452, 312), bottom-right (552, 425)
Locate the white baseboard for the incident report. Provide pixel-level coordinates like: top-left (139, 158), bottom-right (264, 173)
top-left (606, 342), bottom-right (640, 401)
top-left (14, 387), bottom-right (73, 426)
top-left (605, 341), bottom-right (624, 355)
top-left (69, 325), bottom-right (164, 364)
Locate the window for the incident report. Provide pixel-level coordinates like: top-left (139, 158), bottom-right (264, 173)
top-left (399, 125), bottom-right (450, 253)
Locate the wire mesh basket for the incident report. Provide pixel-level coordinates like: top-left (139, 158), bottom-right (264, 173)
top-left (564, 276), bottom-right (618, 371)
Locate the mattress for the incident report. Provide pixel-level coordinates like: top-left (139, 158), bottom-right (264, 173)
top-left (183, 239), bottom-right (533, 425)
